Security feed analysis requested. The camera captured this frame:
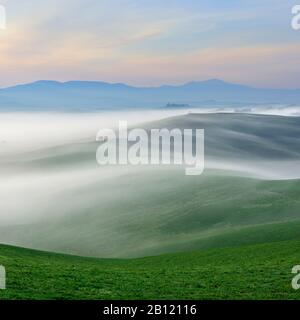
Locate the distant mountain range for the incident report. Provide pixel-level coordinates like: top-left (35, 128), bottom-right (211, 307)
top-left (0, 79), bottom-right (300, 110)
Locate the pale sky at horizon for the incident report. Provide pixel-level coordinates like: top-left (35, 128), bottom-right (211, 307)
top-left (0, 0), bottom-right (300, 89)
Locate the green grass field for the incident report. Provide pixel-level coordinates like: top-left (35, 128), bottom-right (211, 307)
top-left (0, 238), bottom-right (299, 300)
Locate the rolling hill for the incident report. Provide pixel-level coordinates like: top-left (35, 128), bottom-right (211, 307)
top-left (0, 240), bottom-right (299, 300)
top-left (0, 113), bottom-right (300, 258)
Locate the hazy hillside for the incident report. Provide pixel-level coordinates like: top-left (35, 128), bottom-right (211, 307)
top-left (0, 113), bottom-right (300, 258)
top-left (1, 79), bottom-right (300, 110)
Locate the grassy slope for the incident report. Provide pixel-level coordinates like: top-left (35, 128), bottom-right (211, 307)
top-left (0, 114), bottom-right (300, 299)
top-left (0, 239), bottom-right (299, 300)
top-left (1, 113), bottom-right (300, 259)
top-left (1, 172), bottom-right (300, 258)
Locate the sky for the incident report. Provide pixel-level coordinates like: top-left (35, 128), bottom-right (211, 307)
top-left (0, 0), bottom-right (300, 88)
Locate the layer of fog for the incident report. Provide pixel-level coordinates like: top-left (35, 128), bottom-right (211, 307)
top-left (0, 109), bottom-right (191, 157)
top-left (0, 105), bottom-right (300, 226)
top-left (1, 104), bottom-right (300, 157)
top-left (197, 104), bottom-right (300, 117)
